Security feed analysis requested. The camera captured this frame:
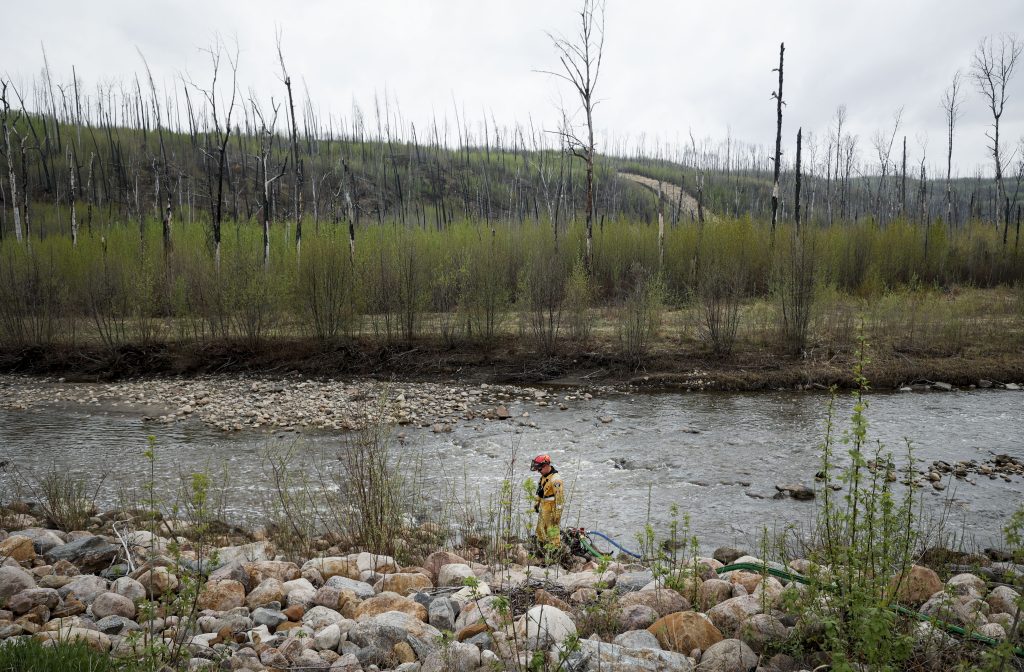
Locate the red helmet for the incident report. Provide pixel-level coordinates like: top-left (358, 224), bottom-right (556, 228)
top-left (531, 454), bottom-right (552, 471)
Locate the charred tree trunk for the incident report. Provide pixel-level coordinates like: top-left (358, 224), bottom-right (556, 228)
top-left (794, 127), bottom-right (802, 230)
top-left (770, 42), bottom-right (785, 236)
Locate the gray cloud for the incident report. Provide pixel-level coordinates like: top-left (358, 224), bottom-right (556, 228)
top-left (3, 0), bottom-right (1022, 176)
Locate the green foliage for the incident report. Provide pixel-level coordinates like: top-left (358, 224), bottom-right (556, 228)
top-left (0, 638), bottom-right (146, 672)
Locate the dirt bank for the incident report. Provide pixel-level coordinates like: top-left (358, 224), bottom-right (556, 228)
top-left (1, 338), bottom-right (1022, 392)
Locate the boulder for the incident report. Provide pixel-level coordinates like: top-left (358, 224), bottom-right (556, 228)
top-left (698, 579), bottom-right (734, 610)
top-left (614, 629), bottom-right (663, 650)
top-left (534, 588), bottom-right (572, 612)
top-left (365, 610), bottom-right (441, 641)
top-left (619, 589), bottom-right (690, 617)
top-left (0, 566), bottom-right (37, 600)
top-left (304, 557), bottom-right (360, 581)
top-left (8, 588), bottom-right (60, 615)
top-left (247, 578), bottom-right (285, 609)
top-left (135, 567), bottom-right (178, 597)
top-left (324, 576), bottom-right (376, 599)
top-left (987, 585), bottom-right (1021, 617)
top-left (355, 591), bottom-right (428, 621)
top-left (303, 605), bottom-right (345, 631)
top-left (557, 571), bottom-right (607, 592)
top-left (438, 563), bottom-right (475, 588)
top-left (616, 570), bottom-right (656, 593)
top-left (420, 641), bottom-right (481, 672)
top-left (314, 585), bottom-right (361, 616)
top-left (428, 597), bottom-right (458, 631)
top-left (696, 638), bottom-right (758, 672)
top-left (454, 595), bottom-right (506, 631)
top-left (197, 579), bottom-right (246, 612)
top-left (890, 565), bottom-right (943, 607)
top-left (253, 607), bottom-right (289, 630)
top-left (517, 604), bottom-right (576, 649)
top-left (44, 536), bottom-right (119, 573)
top-left (0, 534), bottom-right (35, 562)
top-left (713, 547), bottom-right (745, 565)
top-left (707, 595), bottom-right (762, 635)
top-left (215, 541), bottom-right (274, 566)
top-left (566, 639), bottom-right (695, 671)
top-left (59, 575), bottom-right (109, 604)
top-left (35, 626), bottom-right (112, 652)
top-left (91, 591), bottom-right (136, 620)
top-left (95, 615), bottom-right (141, 636)
top-left (727, 571), bottom-right (762, 595)
top-left (208, 560), bottom-right (251, 591)
top-left (649, 611), bottom-right (723, 653)
top-left (313, 622), bottom-right (343, 651)
top-left (376, 572), bottom-right (433, 596)
top-left (16, 528), bottom-right (67, 554)
top-left (356, 552), bottom-right (398, 575)
top-left (620, 603), bottom-right (660, 631)
top-left (979, 623), bottom-right (1007, 640)
top-left (111, 576), bottom-right (146, 603)
top-left (244, 560), bottom-right (300, 585)
top-left (947, 573), bottom-right (986, 598)
top-left (919, 593), bottom-right (987, 628)
top-left (738, 613), bottom-right (788, 653)
top-left (422, 551), bottom-right (467, 584)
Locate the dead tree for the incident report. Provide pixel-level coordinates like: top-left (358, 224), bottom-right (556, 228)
top-left (252, 99), bottom-right (287, 270)
top-left (770, 42), bottom-right (785, 235)
top-left (794, 127), bottom-right (802, 230)
top-left (1, 81), bottom-right (23, 243)
top-left (277, 32), bottom-right (304, 258)
top-left (970, 33), bottom-right (1022, 240)
top-left (138, 49), bottom-right (173, 256)
top-left (941, 71), bottom-right (965, 230)
top-left (192, 38), bottom-right (239, 270)
top-left (540, 0), bottom-right (605, 271)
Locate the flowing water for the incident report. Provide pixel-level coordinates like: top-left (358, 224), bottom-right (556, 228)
top-left (2, 385), bottom-right (1022, 554)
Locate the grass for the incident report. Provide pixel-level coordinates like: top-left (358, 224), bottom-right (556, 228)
top-left (0, 639), bottom-right (144, 672)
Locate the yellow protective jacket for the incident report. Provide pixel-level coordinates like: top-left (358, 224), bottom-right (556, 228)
top-left (535, 468), bottom-right (564, 547)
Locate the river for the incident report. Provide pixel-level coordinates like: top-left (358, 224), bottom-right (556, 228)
top-left (1, 383), bottom-right (1021, 555)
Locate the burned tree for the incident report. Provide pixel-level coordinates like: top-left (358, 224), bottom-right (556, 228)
top-left (252, 98), bottom-right (287, 270)
top-left (970, 33), bottom-right (1022, 240)
top-left (541, 0), bottom-right (605, 271)
top-left (794, 127), bottom-right (802, 230)
top-left (941, 71), bottom-right (965, 230)
top-left (770, 42), bottom-right (785, 235)
top-left (277, 32), bottom-right (303, 259)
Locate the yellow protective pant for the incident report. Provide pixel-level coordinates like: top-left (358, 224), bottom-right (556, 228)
top-left (535, 470), bottom-right (564, 548)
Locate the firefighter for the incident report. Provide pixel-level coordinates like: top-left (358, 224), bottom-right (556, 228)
top-left (531, 454), bottom-right (564, 550)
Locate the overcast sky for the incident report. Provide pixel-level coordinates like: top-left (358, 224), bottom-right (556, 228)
top-left (3, 0), bottom-right (1023, 177)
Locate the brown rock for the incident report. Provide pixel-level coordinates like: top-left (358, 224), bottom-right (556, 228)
top-left (699, 579), bottom-right (734, 610)
top-left (275, 620), bottom-right (304, 634)
top-left (535, 588), bottom-right (572, 612)
top-left (91, 592), bottom-right (136, 620)
top-left (890, 565), bottom-right (943, 607)
top-left (244, 560), bottom-right (301, 585)
top-left (355, 592), bottom-right (427, 622)
top-left (52, 560), bottom-right (79, 577)
top-left (649, 611), bottom-right (724, 653)
top-left (376, 572), bottom-right (433, 596)
top-left (456, 621), bottom-right (490, 642)
top-left (0, 535), bottom-right (36, 562)
top-left (393, 641), bottom-right (417, 663)
top-left (51, 597), bottom-right (85, 618)
top-left (304, 557), bottom-right (360, 581)
top-left (283, 604), bottom-right (305, 621)
top-left (728, 571), bottom-right (763, 594)
top-left (246, 578), bottom-right (285, 609)
top-left (196, 579), bottom-right (245, 612)
top-left (136, 567), bottom-right (178, 597)
top-left (618, 604), bottom-right (659, 630)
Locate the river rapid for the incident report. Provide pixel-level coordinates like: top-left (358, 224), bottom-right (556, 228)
top-left (2, 379), bottom-right (1022, 555)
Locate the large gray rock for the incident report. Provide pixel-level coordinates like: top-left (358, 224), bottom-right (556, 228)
top-left (59, 574), bottom-right (110, 604)
top-left (421, 641), bottom-right (481, 672)
top-left (987, 585), bottom-right (1021, 617)
top-left (696, 638), bottom-right (758, 671)
top-left (617, 570), bottom-right (655, 593)
top-left (303, 605), bottom-right (345, 631)
top-left (620, 603), bottom-right (660, 631)
top-left (349, 622), bottom-right (408, 667)
top-left (737, 613), bottom-right (788, 653)
top-left (96, 615), bottom-right (141, 635)
top-left (16, 528), bottom-right (67, 554)
top-left (91, 591), bottom-right (136, 620)
top-left (253, 607), bottom-right (288, 630)
top-left (563, 639), bottom-right (695, 671)
top-left (707, 595), bottom-right (762, 635)
top-left (614, 630), bottom-right (663, 650)
top-left (112, 576), bottom-right (146, 603)
top-left (429, 597), bottom-right (458, 631)
top-left (313, 622), bottom-right (343, 651)
top-left (45, 536), bottom-right (120, 573)
top-left (0, 565), bottom-right (35, 600)
top-left (517, 605), bottom-right (577, 650)
top-left (8, 587), bottom-right (60, 615)
top-left (324, 575), bottom-right (376, 599)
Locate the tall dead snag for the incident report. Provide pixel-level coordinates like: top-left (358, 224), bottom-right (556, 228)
top-left (970, 33), bottom-right (1022, 240)
top-left (541, 0), bottom-right (605, 272)
top-left (252, 99), bottom-right (287, 270)
top-left (794, 127), bottom-right (802, 230)
top-left (770, 42), bottom-right (785, 236)
top-left (139, 49), bottom-right (173, 257)
top-left (277, 33), bottom-right (303, 259)
top-left (194, 38), bottom-right (239, 270)
top-left (941, 71), bottom-right (965, 231)
top-left (1, 81), bottom-right (23, 243)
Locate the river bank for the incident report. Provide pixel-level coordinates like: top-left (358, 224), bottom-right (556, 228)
top-left (3, 339), bottom-right (1024, 392)
top-left (0, 507), bottom-right (1021, 672)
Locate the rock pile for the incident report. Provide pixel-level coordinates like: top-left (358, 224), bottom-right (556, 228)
top-left (0, 375), bottom-right (609, 434)
top-left (1, 515), bottom-right (1020, 671)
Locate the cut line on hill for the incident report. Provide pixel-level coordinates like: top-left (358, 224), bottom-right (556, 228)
top-left (619, 172), bottom-right (715, 222)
